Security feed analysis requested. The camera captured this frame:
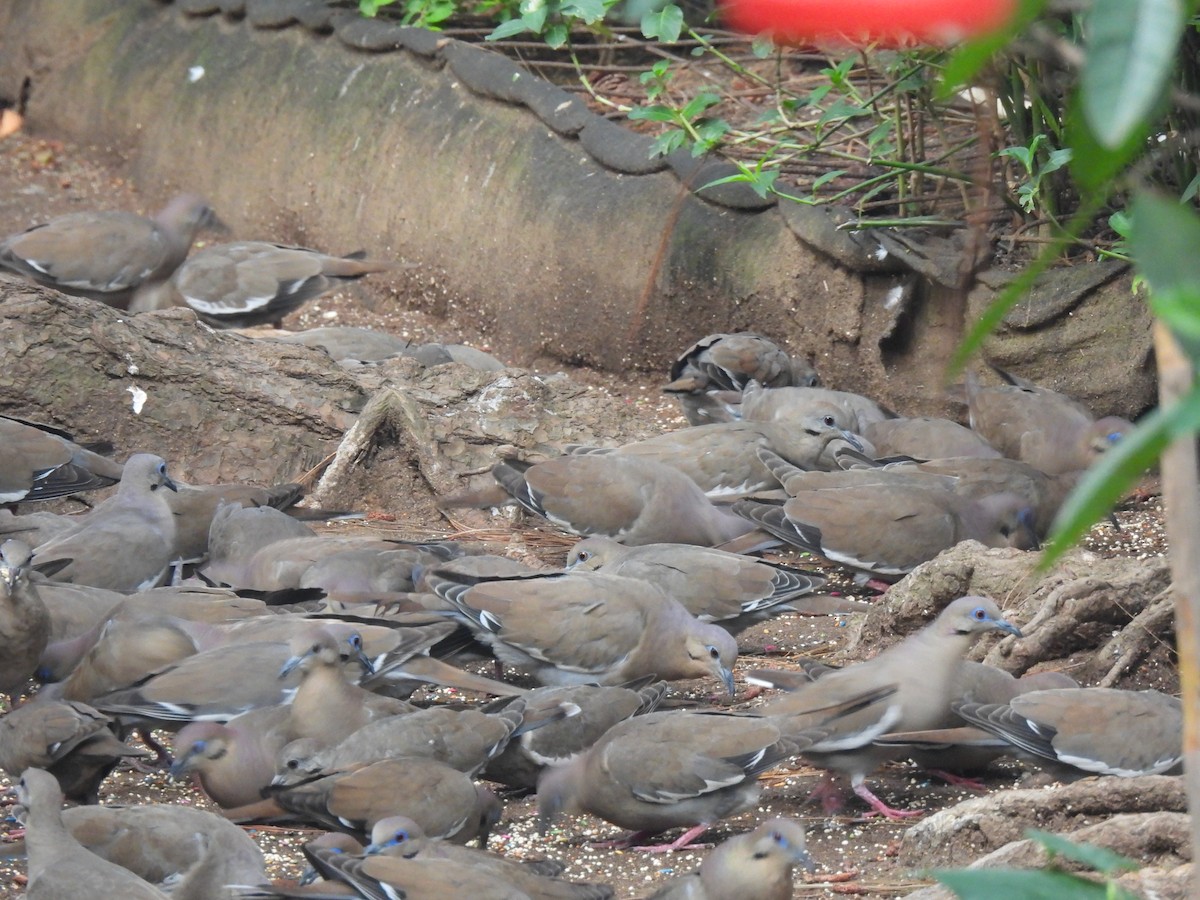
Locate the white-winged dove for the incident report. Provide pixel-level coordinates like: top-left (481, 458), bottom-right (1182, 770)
top-left (536, 709), bottom-right (805, 851)
top-left (0, 508), bottom-right (78, 548)
top-left (54, 616), bottom-right (200, 704)
top-left (309, 841), bottom-right (601, 900)
top-left (169, 705), bottom-right (294, 809)
top-left (204, 531), bottom-right (460, 593)
top-left (769, 661), bottom-right (1078, 779)
top-left (0, 700), bottom-right (151, 804)
top-left (37, 588), bottom-right (269, 683)
top-left (965, 365), bottom-right (1133, 475)
top-left (479, 454), bottom-right (756, 546)
top-left (0, 540), bottom-right (50, 702)
top-left (197, 504), bottom-right (317, 587)
top-left (953, 686), bottom-right (1182, 777)
top-left (647, 817), bottom-right (814, 900)
top-left (30, 454), bottom-right (180, 592)
top-left (566, 418), bottom-right (870, 499)
top-left (534, 695), bottom-right (890, 852)
top-left (0, 195), bottom-right (221, 309)
top-left (226, 756), bottom-right (497, 846)
top-left (482, 680), bottom-right (668, 792)
top-left (862, 416), bottom-right (1002, 460)
top-left (761, 449), bottom-right (1073, 539)
top-left (4, 800), bottom-right (267, 890)
top-left (0, 415), bottom-right (124, 504)
top-left (741, 383), bottom-right (894, 433)
top-left (757, 596), bottom-right (1022, 817)
top-left (426, 568), bottom-right (738, 693)
top-left (663, 333), bottom-right (818, 425)
top-left (565, 536), bottom-right (867, 634)
top-left (91, 640), bottom-right (304, 727)
top-left (276, 701), bottom-right (525, 784)
top-left (278, 628), bottom-right (416, 747)
top-left (160, 241), bottom-right (405, 327)
top-left (733, 460), bottom-right (1039, 583)
top-left (338, 815), bottom-right (615, 899)
top-left (14, 768), bottom-right (175, 899)
top-left (163, 479), bottom-right (305, 564)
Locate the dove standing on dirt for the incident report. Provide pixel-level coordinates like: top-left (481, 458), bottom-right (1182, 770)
top-left (160, 240), bottom-right (407, 326)
top-left (759, 596), bottom-right (1023, 818)
top-left (0, 540), bottom-right (51, 703)
top-left (648, 817), bottom-right (814, 899)
top-left (0, 194), bottom-right (222, 309)
top-left (663, 332), bottom-right (817, 424)
top-left (426, 568), bottom-right (738, 693)
top-left (954, 686), bottom-right (1182, 778)
top-left (965, 364), bottom-right (1133, 474)
top-left (30, 454), bottom-right (180, 592)
top-left (0, 414), bottom-right (124, 504)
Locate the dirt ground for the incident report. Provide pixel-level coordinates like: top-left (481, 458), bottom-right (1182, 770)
top-left (0, 128), bottom-right (1178, 898)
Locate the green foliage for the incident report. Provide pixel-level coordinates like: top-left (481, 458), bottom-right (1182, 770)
top-left (629, 90), bottom-right (729, 157)
top-left (1081, 0), bottom-right (1186, 149)
top-left (359, 0), bottom-right (459, 27)
top-left (641, 4), bottom-right (683, 42)
top-left (933, 830), bottom-right (1139, 900)
top-left (486, 0), bottom-right (618, 48)
top-left (997, 134), bottom-right (1072, 213)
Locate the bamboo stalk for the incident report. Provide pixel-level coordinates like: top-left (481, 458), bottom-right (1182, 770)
top-left (1152, 320), bottom-right (1200, 897)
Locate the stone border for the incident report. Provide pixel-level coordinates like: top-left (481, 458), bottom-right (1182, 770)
top-left (170, 0), bottom-right (908, 270)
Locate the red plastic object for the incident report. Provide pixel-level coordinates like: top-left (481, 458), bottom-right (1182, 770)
top-left (720, 0), bottom-right (1018, 48)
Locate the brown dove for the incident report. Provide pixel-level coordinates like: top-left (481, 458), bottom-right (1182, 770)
top-left (0, 415), bottom-right (123, 504)
top-left (758, 596), bottom-right (1022, 817)
top-left (647, 817), bottom-right (814, 899)
top-left (663, 332), bottom-right (817, 425)
top-left (965, 365), bottom-right (1133, 474)
top-left (426, 568), bottom-right (738, 693)
top-left (164, 240), bottom-right (405, 327)
top-left (0, 194), bottom-right (221, 309)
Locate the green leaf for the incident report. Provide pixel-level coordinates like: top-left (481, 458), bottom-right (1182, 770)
top-left (563, 0), bottom-right (607, 23)
top-left (1130, 191), bottom-right (1200, 360)
top-left (934, 868), bottom-right (1132, 899)
top-left (1108, 210), bottom-right (1131, 238)
top-left (1042, 147), bottom-right (1073, 175)
top-left (1065, 93), bottom-right (1148, 195)
top-left (486, 16), bottom-right (533, 39)
top-left (1040, 395), bottom-right (1200, 569)
top-left (695, 118), bottom-right (730, 146)
top-left (812, 169), bottom-right (846, 191)
top-left (1130, 191), bottom-right (1200, 297)
top-left (650, 130), bottom-right (686, 158)
top-left (544, 21), bottom-right (569, 47)
top-left (628, 104), bottom-right (678, 123)
top-left (1182, 172), bottom-right (1200, 203)
top-left (701, 167), bottom-right (779, 198)
top-left (680, 92), bottom-right (721, 121)
top-left (1026, 831), bottom-right (1139, 877)
top-left (1081, 0), bottom-right (1185, 149)
top-left (641, 4), bottom-right (683, 42)
top-left (997, 138), bottom-right (1040, 175)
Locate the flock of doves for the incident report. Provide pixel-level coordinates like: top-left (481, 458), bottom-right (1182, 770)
top-left (0, 193), bottom-right (1186, 899)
